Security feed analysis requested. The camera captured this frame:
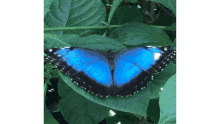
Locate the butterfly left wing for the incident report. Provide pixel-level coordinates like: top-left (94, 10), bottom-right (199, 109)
top-left (44, 47), bottom-right (113, 97)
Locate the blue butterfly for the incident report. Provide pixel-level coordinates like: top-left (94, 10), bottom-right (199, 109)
top-left (44, 46), bottom-right (176, 97)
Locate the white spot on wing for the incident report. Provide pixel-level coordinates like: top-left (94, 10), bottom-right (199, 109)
top-left (154, 53), bottom-right (161, 60)
top-left (49, 49), bottom-right (53, 52)
top-left (164, 47), bottom-right (167, 51)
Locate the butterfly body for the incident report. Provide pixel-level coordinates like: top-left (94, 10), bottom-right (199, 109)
top-left (44, 46), bottom-right (176, 97)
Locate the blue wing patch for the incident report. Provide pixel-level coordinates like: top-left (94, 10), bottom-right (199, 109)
top-left (44, 46), bottom-right (176, 97)
top-left (114, 47), bottom-right (163, 85)
top-left (54, 48), bottom-right (112, 86)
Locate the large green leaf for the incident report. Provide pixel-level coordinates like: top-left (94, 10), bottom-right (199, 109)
top-left (59, 71), bottom-right (151, 117)
top-left (58, 79), bottom-right (109, 124)
top-left (108, 22), bottom-right (173, 46)
top-left (44, 0), bottom-right (106, 36)
top-left (158, 74), bottom-right (176, 124)
top-left (150, 0), bottom-right (176, 16)
top-left (45, 34), bottom-right (127, 52)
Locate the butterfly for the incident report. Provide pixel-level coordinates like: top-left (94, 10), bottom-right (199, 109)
top-left (44, 46), bottom-right (176, 97)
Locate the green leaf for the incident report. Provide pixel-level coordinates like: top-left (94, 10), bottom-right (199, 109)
top-left (44, 33), bottom-right (79, 49)
top-left (59, 71), bottom-right (151, 117)
top-left (58, 79), bottom-right (109, 124)
top-left (108, 0), bottom-right (123, 24)
top-left (109, 6), bottom-right (143, 25)
top-left (45, 34), bottom-right (127, 52)
top-left (44, 0), bottom-right (53, 17)
top-left (44, 0), bottom-right (106, 36)
top-left (150, 0), bottom-right (176, 16)
top-left (158, 74), bottom-right (176, 124)
top-left (44, 106), bottom-right (59, 124)
top-left (108, 22), bottom-right (173, 46)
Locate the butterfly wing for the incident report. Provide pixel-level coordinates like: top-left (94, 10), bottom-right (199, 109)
top-left (113, 46), bottom-right (176, 96)
top-left (44, 47), bottom-right (112, 96)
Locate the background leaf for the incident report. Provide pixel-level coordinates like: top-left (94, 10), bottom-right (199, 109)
top-left (44, 0), bottom-right (106, 36)
top-left (108, 22), bottom-right (173, 46)
top-left (158, 74), bottom-right (176, 124)
top-left (58, 79), bottom-right (109, 124)
top-left (45, 34), bottom-right (127, 52)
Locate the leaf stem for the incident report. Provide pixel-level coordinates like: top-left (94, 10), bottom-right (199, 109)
top-left (44, 25), bottom-right (175, 31)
